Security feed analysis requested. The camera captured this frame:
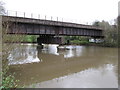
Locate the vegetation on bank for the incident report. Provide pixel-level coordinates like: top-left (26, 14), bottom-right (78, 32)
top-left (92, 20), bottom-right (118, 47)
top-left (118, 16), bottom-right (120, 47)
top-left (0, 2), bottom-right (20, 89)
top-left (4, 35), bottom-right (38, 43)
top-left (70, 40), bottom-right (89, 45)
top-left (0, 64), bottom-right (19, 89)
top-left (64, 36), bottom-right (90, 45)
top-left (64, 19), bottom-right (118, 47)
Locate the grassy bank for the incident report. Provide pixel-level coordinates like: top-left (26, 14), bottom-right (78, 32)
top-left (4, 35), bottom-right (38, 43)
top-left (70, 40), bottom-right (89, 45)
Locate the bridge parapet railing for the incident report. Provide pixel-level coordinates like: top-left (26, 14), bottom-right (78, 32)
top-left (4, 10), bottom-right (89, 25)
top-left (3, 10), bottom-right (104, 30)
top-left (4, 10), bottom-right (71, 23)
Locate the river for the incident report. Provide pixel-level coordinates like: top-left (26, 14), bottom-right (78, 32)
top-left (6, 44), bottom-right (118, 88)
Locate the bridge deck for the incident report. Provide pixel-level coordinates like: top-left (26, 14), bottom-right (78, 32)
top-left (2, 16), bottom-right (104, 37)
top-left (2, 16), bottom-right (103, 30)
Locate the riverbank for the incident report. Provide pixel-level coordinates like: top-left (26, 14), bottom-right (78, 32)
top-left (4, 41), bottom-right (118, 48)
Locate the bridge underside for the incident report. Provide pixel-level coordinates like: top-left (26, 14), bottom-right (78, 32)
top-left (37, 35), bottom-right (64, 45)
top-left (3, 22), bottom-right (104, 45)
top-left (5, 22), bottom-right (103, 38)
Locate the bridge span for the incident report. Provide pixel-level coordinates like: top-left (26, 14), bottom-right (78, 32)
top-left (2, 16), bottom-right (104, 44)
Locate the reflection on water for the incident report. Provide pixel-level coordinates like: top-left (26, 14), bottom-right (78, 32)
top-left (8, 44), bottom-right (85, 65)
top-left (8, 44), bottom-right (41, 65)
top-left (29, 64), bottom-right (117, 88)
top-left (7, 44), bottom-right (118, 88)
top-left (42, 44), bottom-right (59, 55)
top-left (63, 46), bottom-right (83, 58)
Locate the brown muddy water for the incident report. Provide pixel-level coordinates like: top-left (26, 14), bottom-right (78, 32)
top-left (6, 44), bottom-right (118, 88)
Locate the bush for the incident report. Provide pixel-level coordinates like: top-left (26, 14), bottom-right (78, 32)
top-left (1, 74), bottom-right (19, 89)
top-left (0, 66), bottom-right (19, 89)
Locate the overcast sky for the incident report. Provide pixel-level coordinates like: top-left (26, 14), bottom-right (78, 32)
top-left (2, 0), bottom-right (119, 24)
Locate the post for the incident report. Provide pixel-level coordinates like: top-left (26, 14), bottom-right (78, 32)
top-left (118, 2), bottom-right (120, 48)
top-left (24, 12), bottom-right (25, 18)
top-left (45, 15), bottom-right (46, 20)
top-left (7, 10), bottom-right (8, 16)
top-left (51, 16), bottom-right (52, 21)
top-left (118, 2), bottom-right (120, 88)
top-left (0, 15), bottom-right (2, 86)
top-left (15, 11), bottom-right (17, 17)
top-left (57, 17), bottom-right (58, 21)
top-left (31, 13), bottom-right (33, 18)
top-left (38, 14), bottom-right (40, 19)
top-left (62, 18), bottom-right (63, 22)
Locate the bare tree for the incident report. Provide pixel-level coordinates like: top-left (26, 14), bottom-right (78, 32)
top-left (0, 1), bottom-right (5, 15)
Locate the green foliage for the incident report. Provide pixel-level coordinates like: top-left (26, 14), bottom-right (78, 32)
top-left (92, 20), bottom-right (118, 47)
top-left (70, 40), bottom-right (89, 45)
top-left (92, 21), bottom-right (100, 27)
top-left (23, 35), bottom-right (37, 42)
top-left (1, 74), bottom-right (19, 89)
top-left (0, 65), bottom-right (19, 89)
top-left (64, 36), bottom-right (89, 45)
top-left (118, 16), bottom-right (120, 47)
top-left (4, 35), bottom-right (38, 43)
top-left (1, 4), bottom-right (20, 88)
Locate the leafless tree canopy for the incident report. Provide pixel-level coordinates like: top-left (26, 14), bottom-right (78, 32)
top-left (0, 1), bottom-right (5, 15)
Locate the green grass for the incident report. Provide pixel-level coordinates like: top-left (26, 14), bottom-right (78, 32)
top-left (4, 35), bottom-right (38, 43)
top-left (70, 40), bottom-right (89, 45)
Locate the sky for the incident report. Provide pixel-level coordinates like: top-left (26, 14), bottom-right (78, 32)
top-left (2, 0), bottom-right (120, 24)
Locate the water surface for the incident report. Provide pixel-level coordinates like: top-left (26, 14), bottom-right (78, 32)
top-left (7, 44), bottom-right (118, 88)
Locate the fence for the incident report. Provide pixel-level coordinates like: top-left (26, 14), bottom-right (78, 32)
top-left (4, 10), bottom-right (85, 24)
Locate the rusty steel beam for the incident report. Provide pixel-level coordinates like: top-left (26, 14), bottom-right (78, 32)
top-left (2, 16), bottom-right (104, 37)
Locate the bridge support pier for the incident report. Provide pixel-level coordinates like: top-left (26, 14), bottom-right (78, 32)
top-left (37, 35), bottom-right (64, 45)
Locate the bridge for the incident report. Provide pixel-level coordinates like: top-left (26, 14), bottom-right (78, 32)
top-left (2, 15), bottom-right (104, 45)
